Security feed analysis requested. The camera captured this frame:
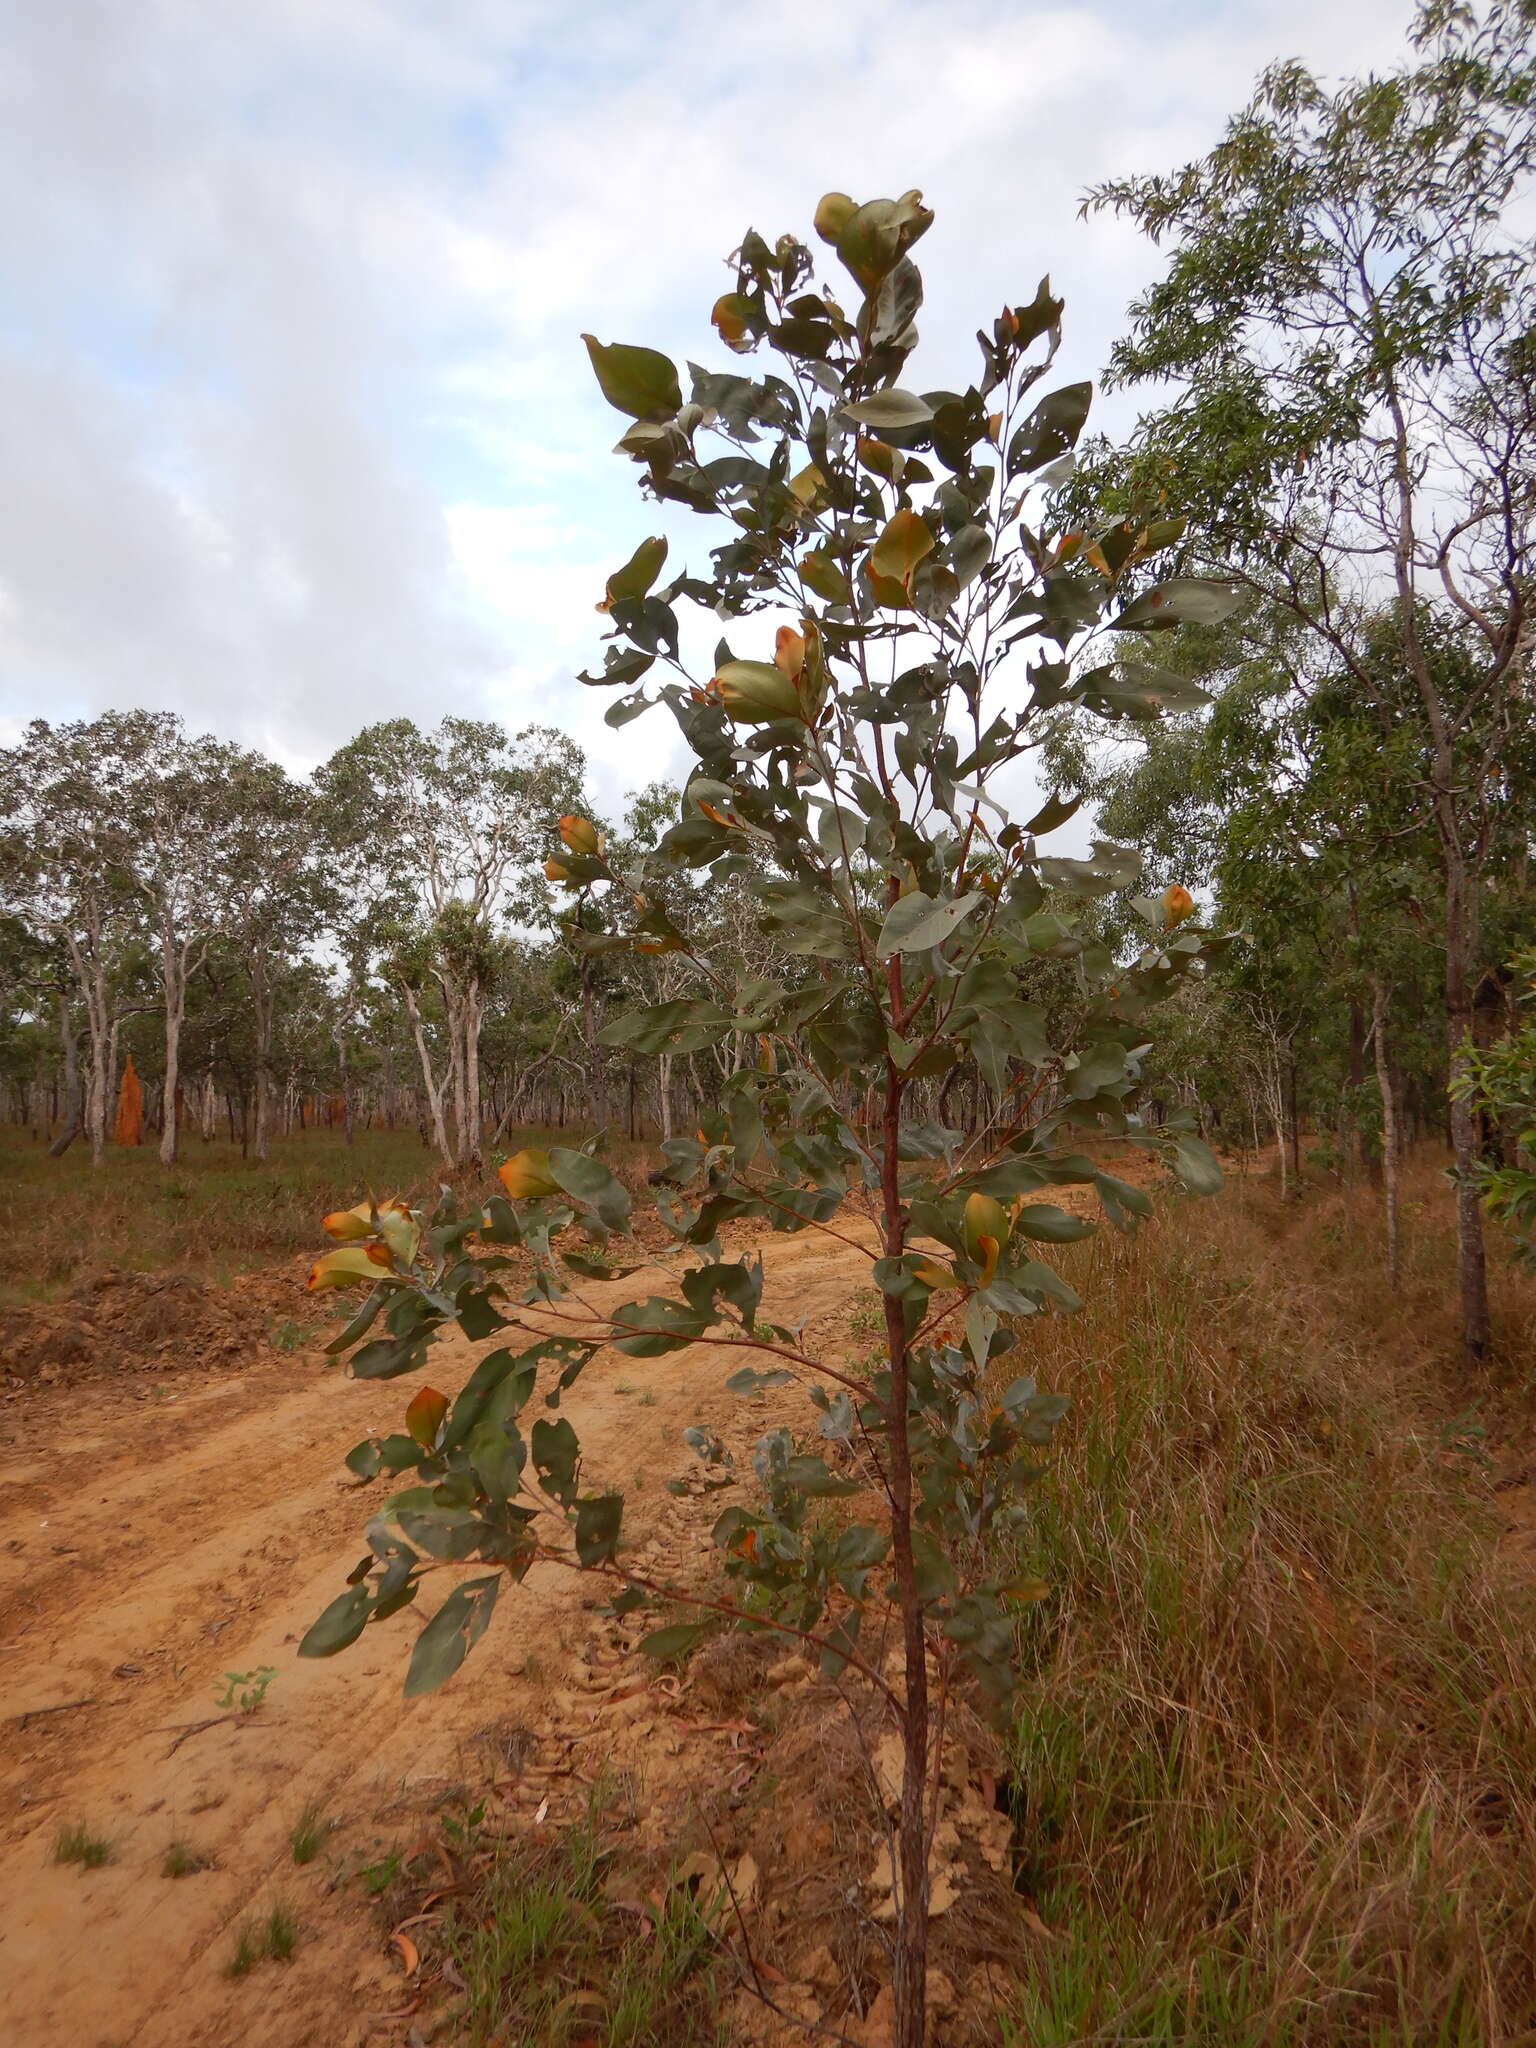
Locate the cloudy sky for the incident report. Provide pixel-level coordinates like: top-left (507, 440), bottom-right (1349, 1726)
top-left (0, 0), bottom-right (1415, 822)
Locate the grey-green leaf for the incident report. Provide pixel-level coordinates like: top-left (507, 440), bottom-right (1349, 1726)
top-left (1111, 578), bottom-right (1241, 632)
top-left (638, 1621), bottom-right (711, 1660)
top-left (875, 890), bottom-right (983, 958)
top-left (402, 1575), bottom-right (500, 1696)
top-left (1172, 1135), bottom-right (1224, 1196)
top-left (298, 1584), bottom-right (372, 1659)
top-left (843, 389), bottom-right (934, 429)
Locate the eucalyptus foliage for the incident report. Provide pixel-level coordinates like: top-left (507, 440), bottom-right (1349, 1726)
top-left (1082, 0), bottom-right (1536, 1356)
top-left (302, 189), bottom-right (1232, 2044)
top-left (1455, 947), bottom-right (1536, 1267)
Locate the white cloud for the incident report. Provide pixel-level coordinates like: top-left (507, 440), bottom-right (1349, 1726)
top-left (0, 0), bottom-right (1414, 808)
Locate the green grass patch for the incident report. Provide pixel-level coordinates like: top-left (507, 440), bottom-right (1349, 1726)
top-left (288, 1801), bottom-right (331, 1866)
top-left (53, 1822), bottom-right (112, 1869)
top-left (225, 1903), bottom-right (299, 1977)
top-left (160, 1840), bottom-right (210, 1879)
top-left (443, 1808), bottom-right (725, 2047)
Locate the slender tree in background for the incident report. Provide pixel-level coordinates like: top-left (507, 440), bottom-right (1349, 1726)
top-left (0, 717), bottom-right (150, 1163)
top-left (1085, 0), bottom-right (1536, 1357)
top-left (296, 188), bottom-right (1232, 2048)
top-left (222, 755), bottom-right (330, 1162)
top-left (112, 715), bottom-right (256, 1166)
top-left (1065, 604), bottom-right (1504, 1261)
top-left (315, 718), bottom-right (586, 1165)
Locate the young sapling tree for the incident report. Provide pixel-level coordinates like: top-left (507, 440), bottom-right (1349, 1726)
top-left (299, 189), bottom-right (1232, 2048)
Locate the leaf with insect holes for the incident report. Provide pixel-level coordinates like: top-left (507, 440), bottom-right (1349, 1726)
top-left (573, 1493), bottom-right (623, 1567)
top-left (549, 1148), bottom-right (633, 1231)
top-left (531, 1416), bottom-right (580, 1505)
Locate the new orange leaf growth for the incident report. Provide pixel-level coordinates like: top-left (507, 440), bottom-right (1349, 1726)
top-left (773, 625), bottom-right (806, 682)
top-left (813, 191), bottom-right (856, 244)
top-left (1162, 884), bottom-right (1196, 929)
top-left (405, 1385), bottom-right (449, 1449)
top-left (963, 1193), bottom-right (1010, 1265)
top-left (559, 815), bottom-right (599, 856)
top-left (710, 293), bottom-right (753, 348)
top-left (308, 1244), bottom-right (392, 1290)
top-left (913, 1258), bottom-right (957, 1290)
top-left (498, 1149), bottom-right (560, 1201)
top-left (323, 1198), bottom-right (410, 1243)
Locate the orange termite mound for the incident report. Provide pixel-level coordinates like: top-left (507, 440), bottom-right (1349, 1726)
top-left (113, 1055), bottom-right (144, 1147)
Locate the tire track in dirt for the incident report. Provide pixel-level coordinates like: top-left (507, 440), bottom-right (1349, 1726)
top-left (0, 1228), bottom-right (877, 2048)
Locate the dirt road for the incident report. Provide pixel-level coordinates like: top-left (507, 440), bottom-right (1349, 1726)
top-left (0, 1228), bottom-right (876, 2047)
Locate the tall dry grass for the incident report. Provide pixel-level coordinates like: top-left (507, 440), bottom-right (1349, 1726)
top-left (996, 1155), bottom-right (1536, 2045)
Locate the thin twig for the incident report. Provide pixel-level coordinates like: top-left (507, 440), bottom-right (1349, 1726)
top-left (9, 1697), bottom-right (123, 1727)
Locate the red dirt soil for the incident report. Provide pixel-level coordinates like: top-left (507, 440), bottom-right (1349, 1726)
top-left (0, 1228), bottom-right (878, 2047)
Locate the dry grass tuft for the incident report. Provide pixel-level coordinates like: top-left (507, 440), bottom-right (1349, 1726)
top-left (994, 1151), bottom-right (1536, 2045)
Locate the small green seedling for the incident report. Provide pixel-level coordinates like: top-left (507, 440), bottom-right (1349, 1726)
top-left (359, 1850), bottom-right (402, 1897)
top-left (214, 1666), bottom-right (276, 1713)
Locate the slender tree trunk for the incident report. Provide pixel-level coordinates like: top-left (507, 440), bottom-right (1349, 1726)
top-left (160, 989), bottom-right (184, 1165)
top-left (462, 983), bottom-right (484, 1167)
top-left (1443, 839), bottom-right (1491, 1357)
top-left (445, 987), bottom-right (469, 1166)
top-left (48, 995), bottom-right (83, 1158)
top-left (658, 1053), bottom-right (674, 1140)
top-left (1286, 1055), bottom-right (1301, 1184)
top-left (63, 932), bottom-right (111, 1165)
top-left (880, 953), bottom-right (929, 2048)
top-left (336, 1025), bottom-right (356, 1148)
top-left (1371, 979), bottom-right (1402, 1293)
top-left (252, 961), bottom-right (274, 1163)
top-left (401, 984), bottom-right (452, 1163)
top-left (579, 956), bottom-right (605, 1133)
top-left (1386, 399), bottom-right (1489, 1359)
top-left (1268, 1049), bottom-right (1289, 1203)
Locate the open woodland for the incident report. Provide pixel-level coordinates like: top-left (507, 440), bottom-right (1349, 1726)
top-left (3, 4), bottom-right (1536, 2046)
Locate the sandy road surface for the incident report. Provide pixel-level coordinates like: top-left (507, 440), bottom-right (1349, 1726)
top-left (0, 1229), bottom-right (875, 2048)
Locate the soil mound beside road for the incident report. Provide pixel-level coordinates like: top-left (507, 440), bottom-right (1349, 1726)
top-left (0, 1264), bottom-right (319, 1389)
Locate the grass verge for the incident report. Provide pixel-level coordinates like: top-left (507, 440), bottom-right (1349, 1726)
top-left (0, 1123), bottom-right (656, 1305)
top-left (992, 1155), bottom-right (1536, 2044)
